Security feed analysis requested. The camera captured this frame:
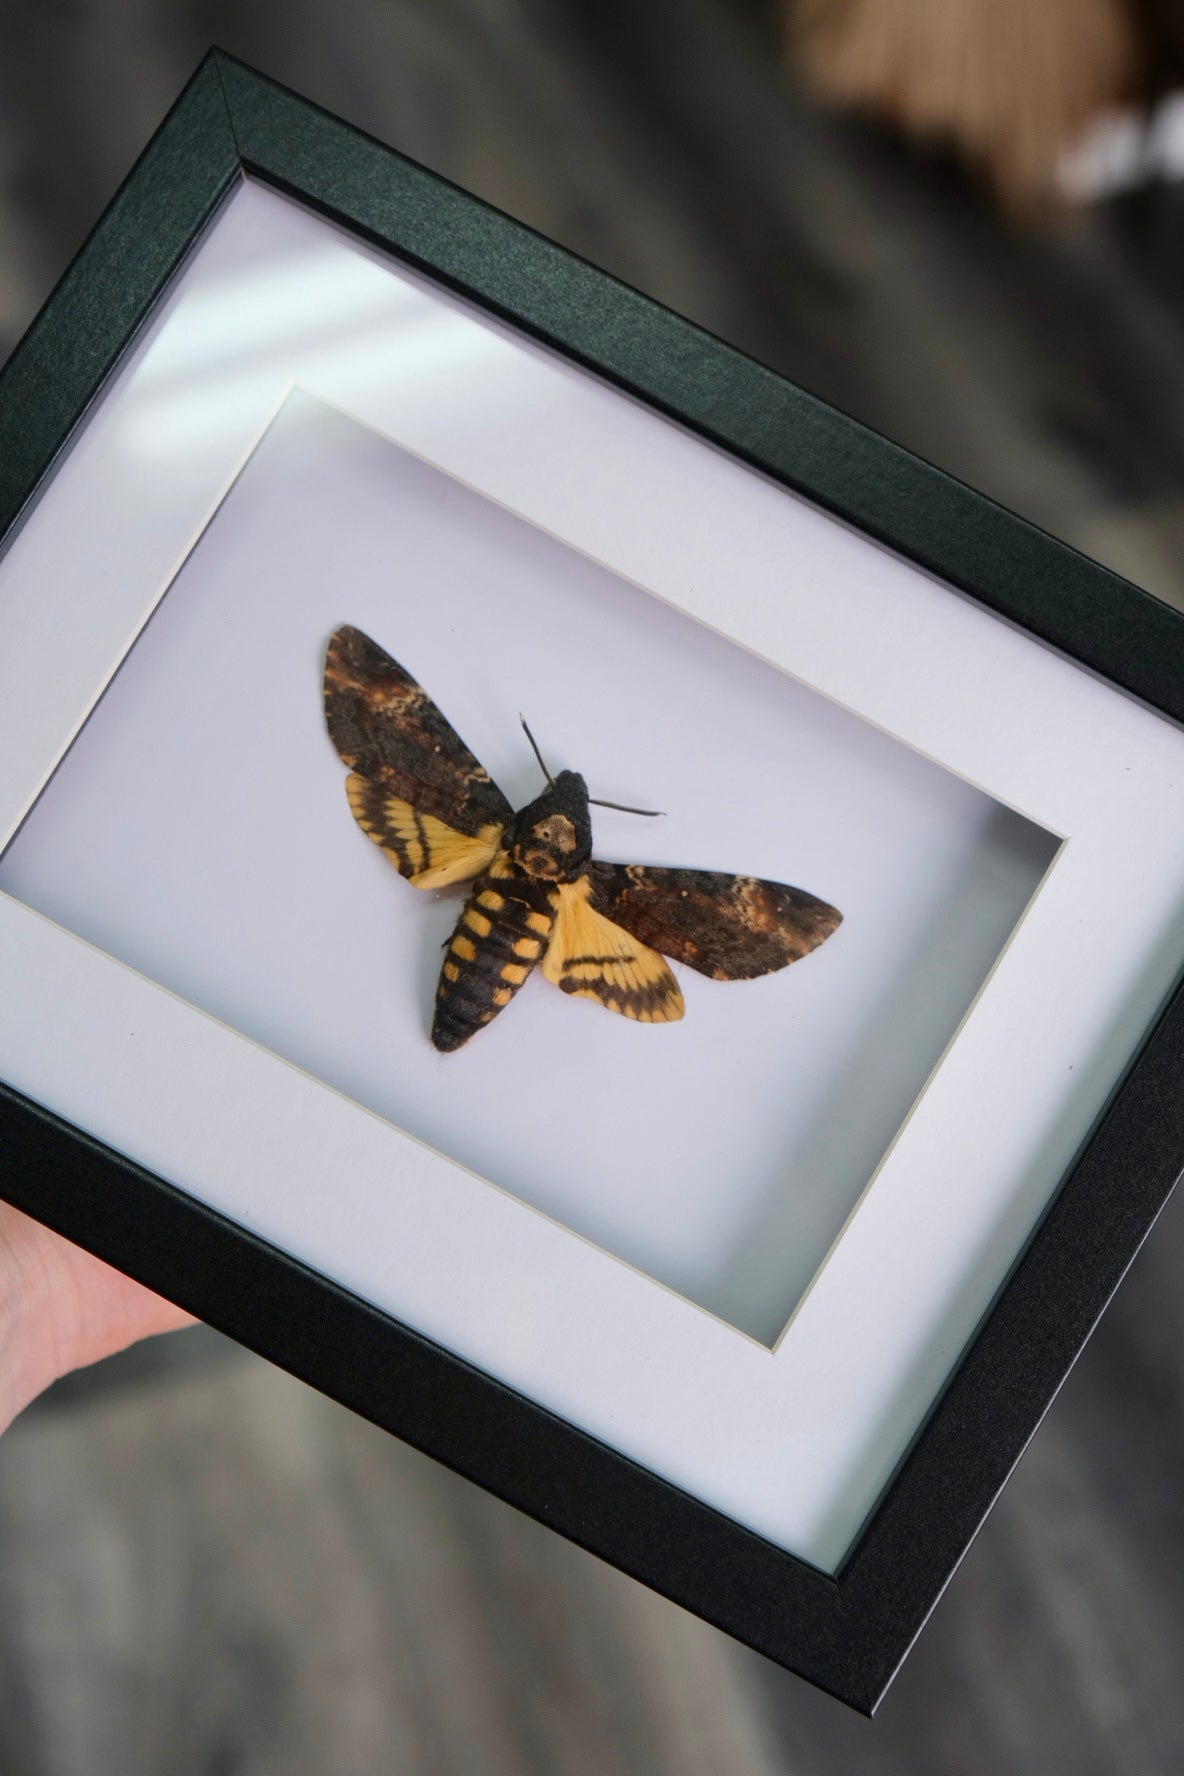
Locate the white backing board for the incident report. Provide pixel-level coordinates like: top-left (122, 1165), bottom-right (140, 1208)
top-left (0, 390), bottom-right (1056, 1342)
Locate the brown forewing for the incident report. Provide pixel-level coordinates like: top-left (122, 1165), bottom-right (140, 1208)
top-left (324, 625), bottom-right (513, 836)
top-left (584, 861), bottom-right (842, 981)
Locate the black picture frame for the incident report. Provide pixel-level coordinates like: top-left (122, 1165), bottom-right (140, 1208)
top-left (2, 51), bottom-right (1183, 1715)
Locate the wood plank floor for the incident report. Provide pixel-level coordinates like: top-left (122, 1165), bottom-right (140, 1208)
top-left (1, 1342), bottom-right (794, 1776)
top-left (2, 0), bottom-right (1184, 1768)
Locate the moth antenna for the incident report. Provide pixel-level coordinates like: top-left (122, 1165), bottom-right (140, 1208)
top-left (589, 797), bottom-right (666, 817)
top-left (519, 714), bottom-right (555, 787)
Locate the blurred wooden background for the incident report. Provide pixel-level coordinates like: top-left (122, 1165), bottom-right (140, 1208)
top-left (2, 0), bottom-right (1184, 1769)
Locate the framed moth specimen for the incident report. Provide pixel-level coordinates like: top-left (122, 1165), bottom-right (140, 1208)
top-left (1, 53), bottom-right (1183, 1714)
top-left (322, 623), bottom-right (842, 1048)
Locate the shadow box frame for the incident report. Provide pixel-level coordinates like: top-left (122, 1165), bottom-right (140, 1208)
top-left (2, 52), bottom-right (1184, 1715)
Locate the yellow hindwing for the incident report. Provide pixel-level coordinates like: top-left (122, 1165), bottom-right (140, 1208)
top-left (345, 774), bottom-right (502, 888)
top-left (543, 876), bottom-right (684, 1023)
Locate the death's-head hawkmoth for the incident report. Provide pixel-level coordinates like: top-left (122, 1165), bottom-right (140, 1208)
top-left (324, 624), bottom-right (842, 1051)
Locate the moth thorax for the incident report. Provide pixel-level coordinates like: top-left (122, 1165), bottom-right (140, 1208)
top-left (509, 769), bottom-right (592, 880)
top-left (514, 813), bottom-right (580, 880)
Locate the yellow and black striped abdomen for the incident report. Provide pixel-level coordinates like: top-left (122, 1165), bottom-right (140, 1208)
top-left (431, 861), bottom-right (558, 1052)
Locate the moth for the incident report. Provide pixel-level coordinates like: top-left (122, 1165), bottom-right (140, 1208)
top-left (324, 624), bottom-right (842, 1052)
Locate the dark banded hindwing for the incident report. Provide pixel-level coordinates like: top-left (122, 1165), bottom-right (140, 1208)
top-left (583, 861), bottom-right (842, 981)
top-left (324, 625), bottom-right (513, 836)
top-left (542, 876), bottom-right (684, 1023)
top-left (345, 774), bottom-right (502, 889)
top-left (432, 857), bottom-right (559, 1052)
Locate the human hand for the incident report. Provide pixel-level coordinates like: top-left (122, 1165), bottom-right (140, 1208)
top-left (0, 1199), bottom-right (194, 1433)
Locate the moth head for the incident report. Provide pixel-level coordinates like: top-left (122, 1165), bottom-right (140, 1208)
top-left (509, 770), bottom-right (592, 880)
